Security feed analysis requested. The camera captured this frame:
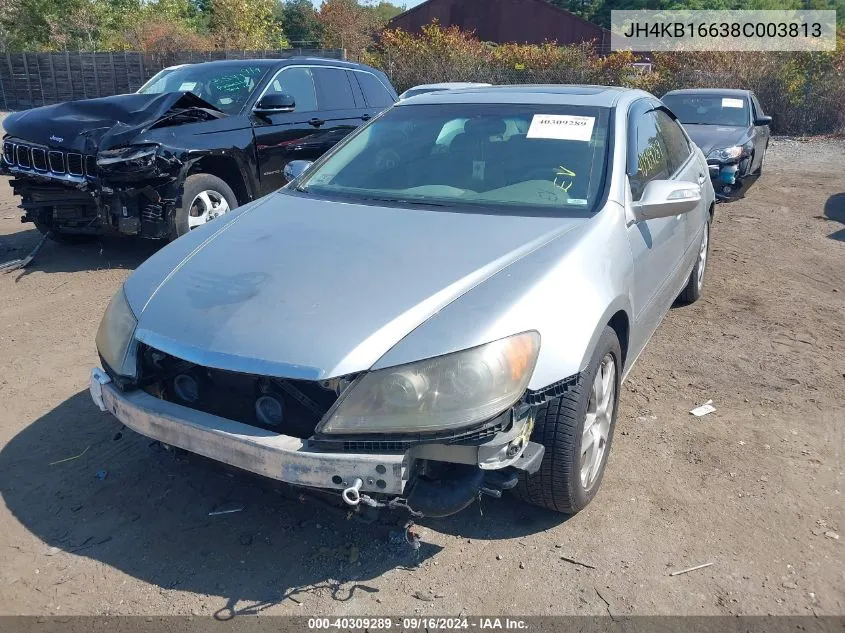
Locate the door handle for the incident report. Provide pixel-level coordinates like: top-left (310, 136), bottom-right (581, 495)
top-left (308, 118), bottom-right (325, 128)
top-left (697, 173), bottom-right (706, 184)
top-left (361, 113), bottom-right (371, 121)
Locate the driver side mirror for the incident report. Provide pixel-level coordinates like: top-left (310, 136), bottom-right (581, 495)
top-left (754, 115), bottom-right (772, 126)
top-left (255, 93), bottom-right (295, 114)
top-left (633, 179), bottom-right (701, 221)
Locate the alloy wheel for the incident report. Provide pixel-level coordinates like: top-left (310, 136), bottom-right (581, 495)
top-left (697, 222), bottom-right (709, 291)
top-left (581, 353), bottom-right (616, 490)
top-left (188, 189), bottom-right (230, 229)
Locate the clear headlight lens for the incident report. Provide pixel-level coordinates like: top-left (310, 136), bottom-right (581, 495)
top-left (707, 145), bottom-right (743, 161)
top-left (319, 331), bottom-right (540, 435)
top-left (95, 287), bottom-right (138, 377)
top-left (96, 145), bottom-right (158, 168)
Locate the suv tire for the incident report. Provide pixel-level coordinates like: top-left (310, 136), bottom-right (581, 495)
top-left (171, 173), bottom-right (238, 240)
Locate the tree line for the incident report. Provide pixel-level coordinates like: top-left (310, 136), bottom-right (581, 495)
top-left (2, 0), bottom-right (842, 54)
top-left (0, 0), bottom-right (405, 55)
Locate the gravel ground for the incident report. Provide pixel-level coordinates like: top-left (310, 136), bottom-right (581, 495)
top-left (0, 137), bottom-right (843, 617)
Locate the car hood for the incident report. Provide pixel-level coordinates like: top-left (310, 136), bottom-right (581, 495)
top-left (1, 92), bottom-right (223, 153)
top-left (681, 123), bottom-right (750, 156)
top-left (126, 192), bottom-right (584, 380)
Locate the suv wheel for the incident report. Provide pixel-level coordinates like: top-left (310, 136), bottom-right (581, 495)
top-left (171, 173), bottom-right (238, 240)
top-left (512, 326), bottom-right (622, 514)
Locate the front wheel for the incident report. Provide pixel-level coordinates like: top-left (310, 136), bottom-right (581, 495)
top-left (170, 173), bottom-right (238, 240)
top-left (512, 326), bottom-right (622, 514)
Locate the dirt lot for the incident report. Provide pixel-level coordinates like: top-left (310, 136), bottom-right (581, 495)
top-left (0, 137), bottom-right (843, 618)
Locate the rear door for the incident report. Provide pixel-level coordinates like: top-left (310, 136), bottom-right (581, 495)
top-left (251, 66), bottom-right (321, 195)
top-left (311, 67), bottom-right (367, 153)
top-left (625, 102), bottom-right (686, 333)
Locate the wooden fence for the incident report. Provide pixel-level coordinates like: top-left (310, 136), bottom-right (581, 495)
top-left (0, 49), bottom-right (345, 111)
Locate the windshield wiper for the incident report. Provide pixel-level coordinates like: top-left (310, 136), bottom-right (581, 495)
top-left (363, 196), bottom-right (448, 207)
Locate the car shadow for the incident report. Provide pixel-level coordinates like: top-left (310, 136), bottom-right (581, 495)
top-left (823, 193), bottom-right (845, 242)
top-left (0, 228), bottom-right (163, 278)
top-left (1, 391), bottom-right (567, 613)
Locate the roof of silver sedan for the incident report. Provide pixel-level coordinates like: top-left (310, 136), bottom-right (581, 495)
top-left (398, 84), bottom-right (644, 107)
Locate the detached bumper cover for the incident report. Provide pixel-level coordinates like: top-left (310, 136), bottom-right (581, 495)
top-left (90, 368), bottom-right (408, 494)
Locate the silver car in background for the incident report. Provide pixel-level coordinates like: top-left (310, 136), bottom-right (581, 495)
top-left (90, 86), bottom-right (715, 518)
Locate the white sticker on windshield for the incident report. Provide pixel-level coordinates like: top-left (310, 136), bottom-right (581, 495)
top-left (527, 115), bottom-right (595, 142)
top-left (178, 82), bottom-right (197, 91)
top-left (722, 98), bottom-right (744, 108)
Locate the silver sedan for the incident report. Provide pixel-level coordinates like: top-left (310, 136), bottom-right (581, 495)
top-left (90, 85), bottom-right (715, 517)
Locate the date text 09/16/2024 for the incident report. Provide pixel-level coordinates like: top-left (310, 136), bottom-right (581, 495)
top-left (307, 618), bottom-right (529, 630)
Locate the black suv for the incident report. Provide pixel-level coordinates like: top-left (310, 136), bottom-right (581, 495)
top-left (0, 58), bottom-right (397, 241)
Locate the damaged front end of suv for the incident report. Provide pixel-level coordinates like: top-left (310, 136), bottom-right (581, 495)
top-left (1, 92), bottom-right (242, 240)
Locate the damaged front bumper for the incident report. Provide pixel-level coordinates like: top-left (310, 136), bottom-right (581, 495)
top-left (90, 367), bottom-right (544, 516)
top-left (2, 139), bottom-right (187, 239)
top-left (707, 156), bottom-right (752, 200)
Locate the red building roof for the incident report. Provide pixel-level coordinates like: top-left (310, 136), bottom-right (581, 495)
top-left (388, 0), bottom-right (610, 50)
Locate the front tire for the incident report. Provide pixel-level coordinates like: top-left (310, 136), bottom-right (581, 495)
top-left (512, 326), bottom-right (622, 514)
top-left (170, 173), bottom-right (237, 240)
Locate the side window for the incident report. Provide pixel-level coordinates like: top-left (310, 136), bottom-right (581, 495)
top-left (313, 67), bottom-right (356, 111)
top-left (654, 109), bottom-right (691, 175)
top-left (264, 67), bottom-right (316, 112)
top-left (355, 72), bottom-right (394, 109)
top-left (629, 111), bottom-right (670, 201)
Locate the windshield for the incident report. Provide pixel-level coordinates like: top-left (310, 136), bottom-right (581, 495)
top-left (298, 103), bottom-right (611, 213)
top-left (662, 94), bottom-right (750, 127)
top-left (137, 64), bottom-right (268, 114)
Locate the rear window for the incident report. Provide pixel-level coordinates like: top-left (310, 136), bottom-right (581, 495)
top-left (355, 72), bottom-right (394, 109)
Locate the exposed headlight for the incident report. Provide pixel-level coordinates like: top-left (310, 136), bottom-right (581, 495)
top-left (96, 145), bottom-right (158, 167)
top-left (95, 287), bottom-right (138, 377)
top-left (318, 331), bottom-right (540, 435)
top-left (707, 145), bottom-right (744, 161)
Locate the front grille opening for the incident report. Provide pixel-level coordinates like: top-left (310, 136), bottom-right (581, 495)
top-left (66, 153), bottom-right (83, 175)
top-left (15, 145), bottom-right (31, 168)
top-left (139, 346), bottom-right (340, 439)
top-left (3, 142), bottom-right (14, 164)
top-left (48, 151), bottom-right (65, 173)
top-left (84, 155), bottom-right (97, 177)
top-left (31, 148), bottom-right (47, 171)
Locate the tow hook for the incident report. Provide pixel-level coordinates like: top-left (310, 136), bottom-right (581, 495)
top-left (341, 478), bottom-right (363, 506)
